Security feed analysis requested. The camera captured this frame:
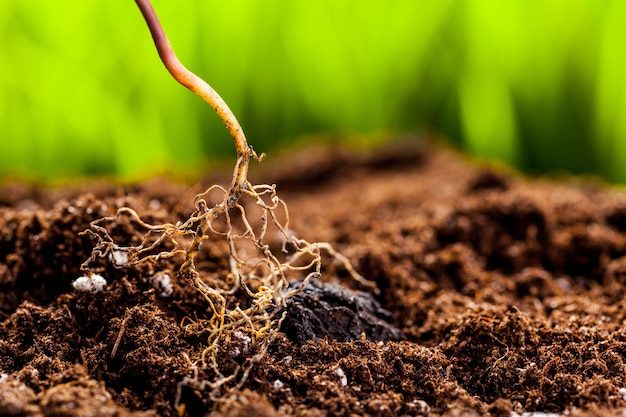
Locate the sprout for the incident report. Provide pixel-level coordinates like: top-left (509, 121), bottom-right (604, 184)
top-left (78, 2), bottom-right (374, 404)
top-left (134, 0), bottom-right (264, 206)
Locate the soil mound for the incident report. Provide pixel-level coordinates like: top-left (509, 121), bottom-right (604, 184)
top-left (2, 141), bottom-right (626, 416)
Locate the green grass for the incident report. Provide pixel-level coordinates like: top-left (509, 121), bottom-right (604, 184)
top-left (1, 0), bottom-right (625, 182)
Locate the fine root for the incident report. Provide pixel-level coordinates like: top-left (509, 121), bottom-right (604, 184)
top-left (81, 181), bottom-right (373, 402)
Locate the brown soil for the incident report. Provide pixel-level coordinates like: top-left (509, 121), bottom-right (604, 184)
top-left (3, 141), bottom-right (626, 416)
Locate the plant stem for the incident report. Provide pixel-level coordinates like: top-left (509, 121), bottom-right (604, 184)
top-left (133, 0), bottom-right (263, 205)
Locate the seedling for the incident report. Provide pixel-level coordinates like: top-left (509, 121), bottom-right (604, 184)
top-left (80, 0), bottom-right (374, 406)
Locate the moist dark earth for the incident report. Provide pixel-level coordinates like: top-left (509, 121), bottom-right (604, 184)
top-left (3, 140), bottom-right (626, 416)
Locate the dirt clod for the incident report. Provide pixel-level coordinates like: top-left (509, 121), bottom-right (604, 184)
top-left (281, 279), bottom-right (405, 345)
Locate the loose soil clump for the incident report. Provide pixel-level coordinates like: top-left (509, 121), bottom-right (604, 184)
top-left (3, 141), bottom-right (626, 416)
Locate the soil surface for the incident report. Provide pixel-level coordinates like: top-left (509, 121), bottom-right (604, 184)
top-left (3, 140), bottom-right (626, 416)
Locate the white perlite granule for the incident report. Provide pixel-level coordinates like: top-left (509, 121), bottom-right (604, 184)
top-left (110, 249), bottom-right (129, 267)
top-left (72, 274), bottom-right (107, 293)
top-left (334, 368), bottom-right (347, 387)
top-left (151, 272), bottom-right (173, 298)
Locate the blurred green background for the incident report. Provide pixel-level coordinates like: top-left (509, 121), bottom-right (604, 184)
top-left (1, 0), bottom-right (625, 182)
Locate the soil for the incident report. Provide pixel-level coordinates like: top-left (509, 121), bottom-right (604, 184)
top-left (3, 140), bottom-right (626, 416)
